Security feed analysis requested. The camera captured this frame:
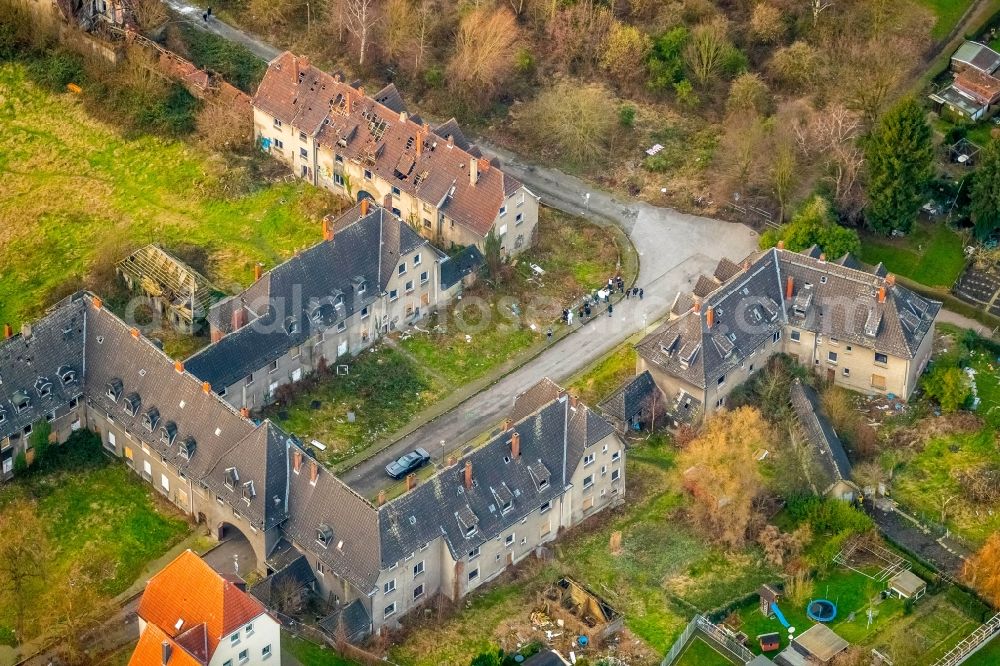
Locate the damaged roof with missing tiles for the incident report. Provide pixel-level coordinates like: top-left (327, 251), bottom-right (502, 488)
top-left (378, 380), bottom-right (615, 565)
top-left (637, 248), bottom-right (940, 390)
top-left (253, 52), bottom-right (527, 237)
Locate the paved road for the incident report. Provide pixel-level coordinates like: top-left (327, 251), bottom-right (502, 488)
top-left (162, 0), bottom-right (280, 60)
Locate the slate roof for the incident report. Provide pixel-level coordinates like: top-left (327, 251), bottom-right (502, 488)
top-left (248, 553), bottom-right (316, 606)
top-left (137, 550), bottom-right (266, 663)
top-left (190, 204), bottom-right (435, 390)
top-left (203, 421), bottom-right (291, 531)
top-left (598, 371), bottom-right (656, 424)
top-left (282, 447), bottom-right (382, 592)
top-left (0, 294), bottom-right (86, 441)
top-left (790, 380), bottom-right (853, 490)
top-left (441, 245), bottom-right (484, 289)
top-left (637, 248), bottom-right (940, 390)
top-left (379, 382), bottom-right (614, 564)
top-left (317, 598), bottom-right (373, 643)
top-left (510, 377), bottom-right (562, 422)
top-left (254, 52), bottom-right (527, 238)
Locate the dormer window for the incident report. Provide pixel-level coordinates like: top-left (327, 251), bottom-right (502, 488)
top-left (334, 294), bottom-right (344, 306)
top-left (225, 466), bottom-right (239, 490)
top-left (316, 523), bottom-right (333, 548)
top-left (159, 421), bottom-right (177, 446)
top-left (12, 391), bottom-right (30, 414)
top-left (242, 480), bottom-right (255, 503)
top-left (0, 407), bottom-right (6, 425)
top-left (106, 378), bottom-right (123, 403)
top-left (122, 393), bottom-right (140, 417)
top-left (58, 365), bottom-right (76, 385)
top-left (142, 407), bottom-right (160, 432)
top-left (285, 316), bottom-right (299, 335)
top-left (34, 377), bottom-right (52, 398)
top-left (179, 436), bottom-right (196, 461)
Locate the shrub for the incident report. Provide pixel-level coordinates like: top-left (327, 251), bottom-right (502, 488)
top-left (619, 104), bottom-right (636, 128)
top-left (26, 49), bottom-right (85, 92)
top-left (922, 363), bottom-right (972, 413)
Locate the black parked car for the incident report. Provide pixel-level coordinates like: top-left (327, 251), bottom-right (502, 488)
top-left (385, 448), bottom-right (431, 479)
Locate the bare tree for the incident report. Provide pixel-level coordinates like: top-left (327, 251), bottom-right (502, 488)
top-left (0, 501), bottom-right (48, 643)
top-left (771, 141), bottom-right (796, 222)
top-left (811, 0), bottom-right (833, 26)
top-left (412, 0), bottom-right (438, 73)
top-left (447, 7), bottom-right (520, 103)
top-left (793, 104), bottom-right (865, 217)
top-left (340, 0), bottom-right (380, 67)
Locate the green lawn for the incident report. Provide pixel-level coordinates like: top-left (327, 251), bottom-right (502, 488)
top-left (674, 636), bottom-right (736, 666)
top-left (567, 340), bottom-right (638, 407)
top-left (263, 346), bottom-right (443, 466)
top-left (281, 633), bottom-right (358, 665)
top-left (857, 222), bottom-right (966, 288)
top-left (399, 208), bottom-right (631, 387)
top-left (919, 0), bottom-right (976, 40)
top-left (0, 61), bottom-right (337, 329)
top-left (964, 633), bottom-right (1000, 665)
top-left (0, 436), bottom-right (190, 642)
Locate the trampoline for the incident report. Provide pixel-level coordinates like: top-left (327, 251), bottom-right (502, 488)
top-left (806, 599), bottom-right (837, 622)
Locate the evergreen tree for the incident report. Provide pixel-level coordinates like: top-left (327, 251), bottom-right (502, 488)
top-left (864, 98), bottom-right (933, 234)
top-left (29, 419), bottom-right (51, 468)
top-left (759, 195), bottom-right (861, 258)
top-left (970, 138), bottom-right (1000, 240)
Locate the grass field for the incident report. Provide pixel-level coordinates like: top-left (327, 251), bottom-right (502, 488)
top-left (919, 0), bottom-right (976, 40)
top-left (857, 222), bottom-right (966, 288)
top-left (674, 636), bottom-right (736, 666)
top-left (567, 340), bottom-right (638, 407)
top-left (281, 633), bottom-right (358, 665)
top-left (0, 62), bottom-right (337, 329)
top-left (0, 440), bottom-right (190, 642)
top-left (964, 634), bottom-right (1000, 665)
top-left (263, 346), bottom-right (443, 466)
top-left (399, 208), bottom-right (632, 387)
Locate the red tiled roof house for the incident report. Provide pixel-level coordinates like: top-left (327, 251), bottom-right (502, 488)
top-left (130, 550), bottom-right (280, 666)
top-left (251, 52), bottom-right (539, 256)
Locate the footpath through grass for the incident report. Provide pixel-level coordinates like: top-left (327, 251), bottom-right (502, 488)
top-left (0, 62), bottom-right (333, 328)
top-left (919, 0), bottom-right (977, 40)
top-left (857, 221), bottom-right (966, 289)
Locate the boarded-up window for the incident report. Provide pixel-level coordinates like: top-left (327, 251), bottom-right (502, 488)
top-left (540, 520), bottom-right (551, 537)
top-left (871, 374), bottom-right (887, 390)
top-left (124, 445), bottom-right (133, 460)
top-left (583, 496), bottom-right (595, 511)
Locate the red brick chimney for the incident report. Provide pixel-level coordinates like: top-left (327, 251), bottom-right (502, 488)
top-left (92, 296), bottom-right (103, 310)
top-left (777, 240), bottom-right (785, 250)
top-left (130, 327), bottom-right (140, 339)
top-left (510, 431), bottom-right (520, 459)
top-left (310, 460), bottom-right (319, 485)
top-left (785, 276), bottom-right (794, 300)
top-left (384, 193), bottom-right (393, 211)
top-left (706, 306), bottom-right (715, 330)
top-left (406, 473), bottom-right (417, 491)
top-left (2, 323), bottom-right (11, 339)
top-left (292, 449), bottom-right (303, 474)
top-left (478, 157), bottom-right (490, 173)
top-left (345, 91), bottom-right (352, 114)
top-left (211, 328), bottom-right (223, 344)
top-left (878, 286), bottom-right (886, 304)
top-left (358, 85), bottom-right (366, 98)
top-left (232, 307), bottom-right (247, 332)
top-left (502, 418), bottom-right (513, 431)
top-left (360, 198), bottom-right (370, 217)
top-left (377, 490), bottom-right (386, 506)
top-left (693, 297), bottom-right (702, 314)
top-left (202, 381), bottom-right (211, 394)
top-left (322, 218), bottom-right (334, 242)
top-left (416, 131), bottom-right (423, 157)
top-left (253, 263), bottom-right (263, 281)
top-left (886, 273), bottom-right (896, 287)
top-left (240, 407), bottom-right (250, 419)
top-left (174, 361), bottom-right (184, 374)
top-left (819, 253), bottom-right (826, 262)
top-left (464, 460), bottom-right (473, 490)
top-left (447, 455), bottom-right (456, 467)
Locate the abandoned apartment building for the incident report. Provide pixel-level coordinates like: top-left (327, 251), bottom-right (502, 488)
top-left (252, 52), bottom-right (539, 255)
top-left (0, 293), bottom-right (625, 634)
top-left (185, 199), bottom-right (471, 410)
top-left (634, 244), bottom-right (940, 427)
